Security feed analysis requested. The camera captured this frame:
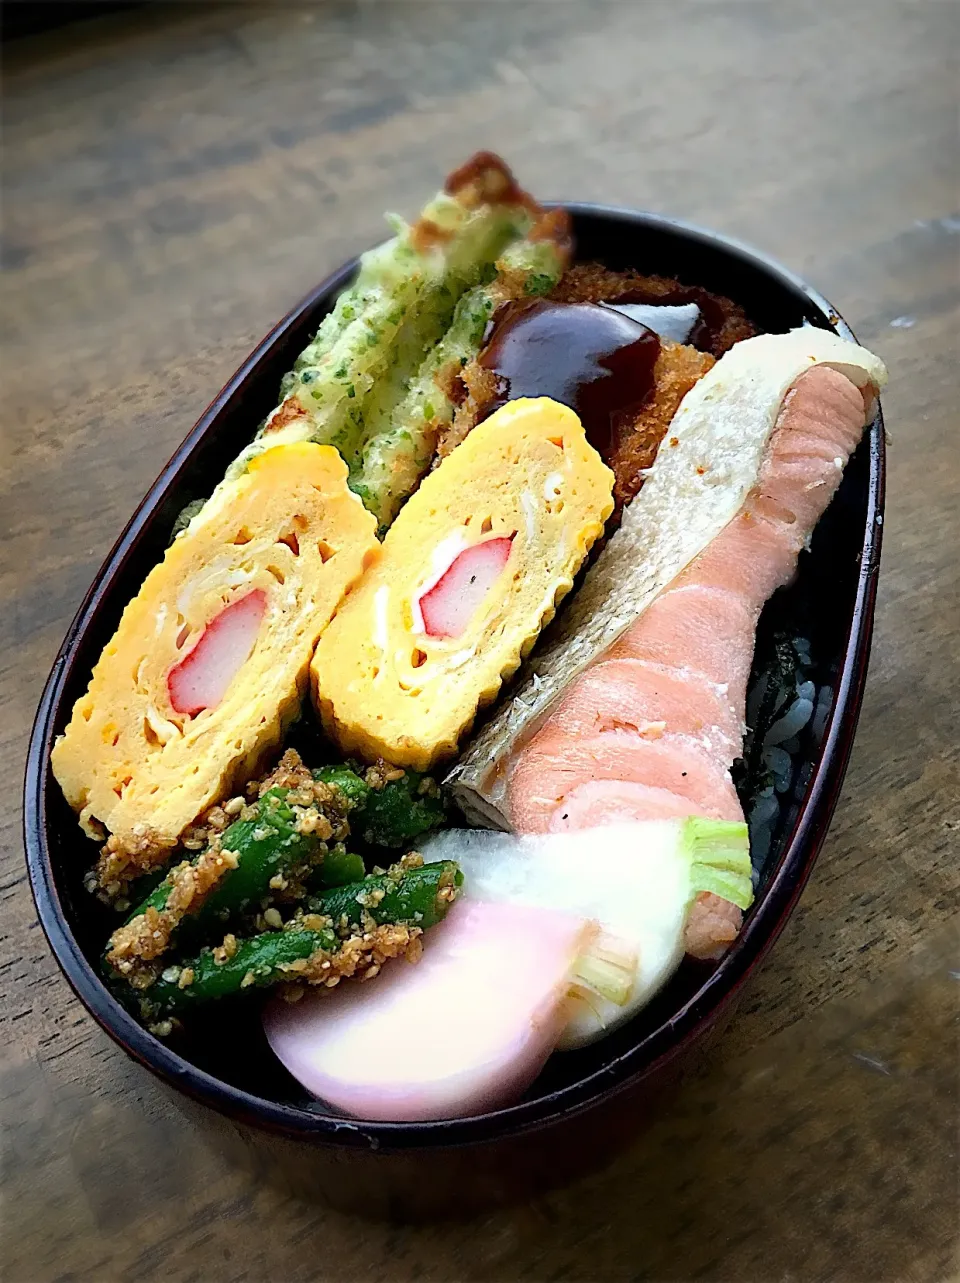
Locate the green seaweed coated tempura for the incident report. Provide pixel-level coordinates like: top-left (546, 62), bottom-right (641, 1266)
top-left (352, 210), bottom-right (572, 529)
top-left (222, 154), bottom-right (539, 489)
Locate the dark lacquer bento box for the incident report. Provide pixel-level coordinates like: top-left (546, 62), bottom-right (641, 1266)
top-left (24, 207), bottom-right (884, 1217)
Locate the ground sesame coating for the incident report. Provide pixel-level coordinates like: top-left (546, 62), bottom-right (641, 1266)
top-left (96, 747), bottom-right (456, 1032)
top-left (132, 858), bottom-right (461, 1024)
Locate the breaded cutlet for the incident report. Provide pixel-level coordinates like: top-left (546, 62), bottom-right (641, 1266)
top-left (552, 263), bottom-right (756, 357)
top-left (437, 336), bottom-right (713, 521)
top-left (608, 339), bottom-right (714, 516)
top-left (436, 272), bottom-right (719, 518)
top-left (435, 262), bottom-right (756, 516)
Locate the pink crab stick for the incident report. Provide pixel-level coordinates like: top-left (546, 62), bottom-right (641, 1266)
top-left (418, 536), bottom-right (514, 639)
top-left (263, 897), bottom-right (595, 1122)
top-left (167, 589), bottom-right (266, 716)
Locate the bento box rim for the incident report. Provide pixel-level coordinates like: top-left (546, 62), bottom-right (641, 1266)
top-left (23, 203), bottom-right (885, 1153)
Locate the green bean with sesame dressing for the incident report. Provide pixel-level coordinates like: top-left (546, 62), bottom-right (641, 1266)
top-left (135, 859), bottom-right (463, 1019)
top-left (104, 787), bottom-right (331, 974)
top-left (308, 859), bottom-right (463, 930)
top-left (311, 764), bottom-right (372, 811)
top-left (311, 845), bottom-right (367, 889)
top-left (312, 765), bottom-right (447, 848)
top-left (199, 788), bottom-right (327, 916)
top-left (139, 927), bottom-right (338, 1017)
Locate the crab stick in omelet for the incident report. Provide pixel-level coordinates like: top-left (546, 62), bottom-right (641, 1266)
top-left (52, 444), bottom-right (379, 874)
top-left (310, 397), bottom-right (615, 771)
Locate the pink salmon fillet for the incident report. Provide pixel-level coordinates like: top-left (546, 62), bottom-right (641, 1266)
top-left (508, 365), bottom-right (871, 958)
top-left (548, 657), bottom-right (743, 757)
top-left (510, 729), bottom-right (743, 833)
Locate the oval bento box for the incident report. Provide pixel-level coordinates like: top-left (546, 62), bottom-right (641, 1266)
top-left (23, 206), bottom-right (884, 1217)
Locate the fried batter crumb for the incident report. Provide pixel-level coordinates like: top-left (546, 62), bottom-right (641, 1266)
top-left (435, 360), bottom-right (499, 463)
top-left (442, 150), bottom-right (539, 213)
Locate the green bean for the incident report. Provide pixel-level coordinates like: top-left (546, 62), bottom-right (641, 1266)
top-left (138, 860), bottom-right (462, 1018)
top-left (312, 764), bottom-right (371, 810)
top-left (355, 772), bottom-right (446, 848)
top-left (140, 927), bottom-right (336, 1016)
top-left (104, 787), bottom-right (328, 978)
top-left (313, 765), bottom-right (446, 848)
top-left (200, 789), bottom-right (320, 917)
top-left (122, 789), bottom-right (318, 926)
top-left (309, 860), bottom-right (462, 931)
top-left (311, 846), bottom-right (366, 889)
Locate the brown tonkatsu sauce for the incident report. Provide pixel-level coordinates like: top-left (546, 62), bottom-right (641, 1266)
top-left (476, 299), bottom-right (661, 458)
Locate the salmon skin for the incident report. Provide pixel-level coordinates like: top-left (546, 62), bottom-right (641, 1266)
top-left (506, 360), bottom-right (882, 959)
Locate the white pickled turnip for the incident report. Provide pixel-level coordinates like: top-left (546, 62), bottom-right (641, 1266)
top-left (420, 818), bottom-right (752, 1048)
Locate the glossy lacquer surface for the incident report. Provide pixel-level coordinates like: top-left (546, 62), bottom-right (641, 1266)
top-left (24, 208), bottom-right (884, 1208)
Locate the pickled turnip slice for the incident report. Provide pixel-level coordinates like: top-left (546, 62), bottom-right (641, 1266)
top-left (167, 590), bottom-right (266, 716)
top-left (263, 898), bottom-right (595, 1122)
top-left (420, 818), bottom-right (752, 1048)
top-left (418, 536), bottom-right (513, 639)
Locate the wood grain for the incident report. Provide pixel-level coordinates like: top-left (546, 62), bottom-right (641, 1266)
top-left (1, 2), bottom-right (957, 1279)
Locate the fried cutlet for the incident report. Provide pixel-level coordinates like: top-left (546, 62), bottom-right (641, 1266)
top-left (608, 339), bottom-right (714, 514)
top-left (437, 315), bottom-right (715, 519)
top-left (435, 262), bottom-right (754, 515)
top-left (552, 263), bottom-right (756, 357)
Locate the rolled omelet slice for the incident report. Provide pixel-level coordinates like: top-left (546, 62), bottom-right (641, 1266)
top-left (52, 443), bottom-right (379, 858)
top-left (311, 398), bottom-right (615, 771)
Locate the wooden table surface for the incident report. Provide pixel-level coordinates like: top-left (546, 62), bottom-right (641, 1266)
top-left (2, 3), bottom-right (957, 1279)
